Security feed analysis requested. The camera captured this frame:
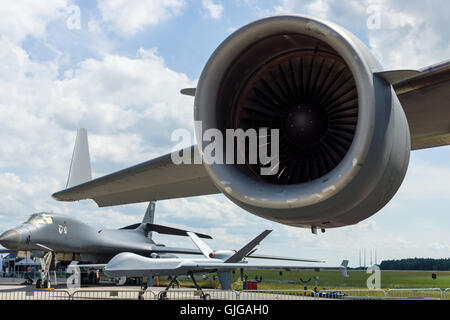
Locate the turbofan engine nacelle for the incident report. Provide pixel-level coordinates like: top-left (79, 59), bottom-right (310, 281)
top-left (194, 15), bottom-right (410, 229)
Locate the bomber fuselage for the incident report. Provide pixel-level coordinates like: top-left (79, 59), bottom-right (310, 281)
top-left (0, 213), bottom-right (157, 263)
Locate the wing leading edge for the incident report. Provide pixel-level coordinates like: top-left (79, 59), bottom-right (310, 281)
top-left (52, 145), bottom-right (219, 207)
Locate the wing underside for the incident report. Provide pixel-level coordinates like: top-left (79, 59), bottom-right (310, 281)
top-left (52, 61), bottom-right (450, 206)
top-left (52, 146), bottom-right (219, 206)
top-left (395, 60), bottom-right (450, 150)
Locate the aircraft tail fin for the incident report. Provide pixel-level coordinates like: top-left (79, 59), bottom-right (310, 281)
top-left (187, 232), bottom-right (213, 258)
top-left (142, 202), bottom-right (155, 238)
top-left (225, 230), bottom-right (272, 263)
top-left (66, 128), bottom-right (92, 189)
top-left (142, 202), bottom-right (155, 224)
top-left (340, 260), bottom-right (349, 278)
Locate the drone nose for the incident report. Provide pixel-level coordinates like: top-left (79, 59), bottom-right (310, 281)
top-left (0, 230), bottom-right (21, 249)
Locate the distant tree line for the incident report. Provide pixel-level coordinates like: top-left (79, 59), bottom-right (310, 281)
top-left (380, 258), bottom-right (450, 271)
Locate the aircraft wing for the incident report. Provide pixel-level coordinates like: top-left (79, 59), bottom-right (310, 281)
top-left (394, 60), bottom-right (450, 150)
top-left (149, 246), bottom-right (203, 256)
top-left (52, 61), bottom-right (450, 206)
top-left (182, 259), bottom-right (348, 277)
top-left (184, 262), bottom-right (320, 271)
top-left (120, 223), bottom-right (213, 239)
top-left (52, 146), bottom-right (219, 207)
top-left (246, 253), bottom-right (324, 263)
top-left (75, 264), bottom-right (107, 268)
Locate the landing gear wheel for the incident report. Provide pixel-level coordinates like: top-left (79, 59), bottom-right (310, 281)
top-left (43, 280), bottom-right (50, 288)
top-left (203, 294), bottom-right (211, 300)
top-left (158, 292), bottom-right (168, 300)
top-left (36, 279), bottom-right (42, 289)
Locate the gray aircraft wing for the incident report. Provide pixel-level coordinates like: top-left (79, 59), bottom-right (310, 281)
top-left (52, 145), bottom-right (219, 207)
top-left (120, 223), bottom-right (212, 239)
top-left (394, 60), bottom-right (450, 150)
top-left (52, 61), bottom-right (450, 206)
top-left (149, 246), bottom-right (203, 256)
top-left (76, 264), bottom-right (107, 268)
top-left (183, 260), bottom-right (347, 272)
top-left (246, 253), bottom-right (324, 263)
top-left (183, 260), bottom-right (348, 277)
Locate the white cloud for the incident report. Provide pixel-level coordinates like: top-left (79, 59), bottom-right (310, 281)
top-left (157, 196), bottom-right (254, 228)
top-left (0, 0), bottom-right (70, 43)
top-left (97, 0), bottom-right (186, 36)
top-left (363, 0), bottom-right (450, 69)
top-left (0, 39), bottom-right (197, 228)
top-left (201, 0), bottom-right (224, 20)
top-left (273, 0), bottom-right (450, 69)
top-left (398, 161), bottom-right (450, 200)
top-left (56, 48), bottom-right (195, 129)
top-left (305, 0), bottom-right (330, 19)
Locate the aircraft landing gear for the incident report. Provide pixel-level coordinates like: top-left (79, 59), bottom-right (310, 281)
top-left (157, 276), bottom-right (180, 300)
top-left (21, 273), bottom-right (34, 286)
top-left (37, 252), bottom-right (54, 289)
top-left (36, 277), bottom-right (51, 289)
top-left (189, 272), bottom-right (210, 300)
top-left (138, 282), bottom-right (148, 301)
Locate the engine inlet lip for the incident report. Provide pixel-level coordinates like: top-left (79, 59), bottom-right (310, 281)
top-left (194, 14), bottom-right (376, 209)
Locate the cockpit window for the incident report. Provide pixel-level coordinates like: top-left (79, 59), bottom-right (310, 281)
top-left (26, 213), bottom-right (54, 225)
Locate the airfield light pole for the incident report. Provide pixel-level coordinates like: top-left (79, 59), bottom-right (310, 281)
top-left (364, 249), bottom-right (366, 268)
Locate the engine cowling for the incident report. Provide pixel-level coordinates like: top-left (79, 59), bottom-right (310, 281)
top-left (194, 15), bottom-right (410, 229)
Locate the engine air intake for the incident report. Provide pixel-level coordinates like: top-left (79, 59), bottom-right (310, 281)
top-left (235, 50), bottom-right (358, 184)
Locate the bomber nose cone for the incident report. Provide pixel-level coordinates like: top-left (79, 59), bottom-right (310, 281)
top-left (0, 230), bottom-right (21, 249)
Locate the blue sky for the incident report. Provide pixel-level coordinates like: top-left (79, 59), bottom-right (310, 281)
top-left (0, 0), bottom-right (449, 268)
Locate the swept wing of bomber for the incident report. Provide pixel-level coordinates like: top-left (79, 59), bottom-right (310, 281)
top-left (52, 15), bottom-right (450, 231)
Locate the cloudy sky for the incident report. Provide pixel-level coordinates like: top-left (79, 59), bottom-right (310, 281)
top-left (0, 0), bottom-right (449, 268)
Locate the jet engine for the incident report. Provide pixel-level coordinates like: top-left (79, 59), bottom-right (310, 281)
top-left (194, 15), bottom-right (410, 229)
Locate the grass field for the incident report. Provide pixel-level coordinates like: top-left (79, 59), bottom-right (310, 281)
top-left (157, 270), bottom-right (450, 291)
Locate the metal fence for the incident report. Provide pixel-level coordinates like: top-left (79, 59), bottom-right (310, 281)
top-left (0, 290), bottom-right (71, 300)
top-left (318, 289), bottom-right (387, 300)
top-left (156, 289), bottom-right (239, 300)
top-left (0, 288), bottom-right (448, 300)
top-left (386, 288), bottom-right (443, 300)
top-left (72, 290), bottom-right (156, 300)
top-left (236, 290), bottom-right (321, 300)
